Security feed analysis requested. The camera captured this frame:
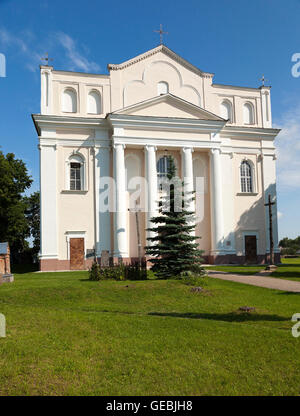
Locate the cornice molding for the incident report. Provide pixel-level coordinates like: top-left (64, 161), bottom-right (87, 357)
top-left (108, 114), bottom-right (226, 134)
top-left (221, 125), bottom-right (280, 139)
top-left (112, 135), bottom-right (221, 150)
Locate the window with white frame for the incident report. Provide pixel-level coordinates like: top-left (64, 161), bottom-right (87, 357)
top-left (240, 160), bottom-right (253, 193)
top-left (157, 81), bottom-right (169, 95)
top-left (157, 155), bottom-right (171, 189)
top-left (243, 102), bottom-right (254, 124)
top-left (67, 154), bottom-right (85, 191)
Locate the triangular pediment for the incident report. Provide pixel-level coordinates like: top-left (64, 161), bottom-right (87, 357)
top-left (111, 94), bottom-right (225, 121)
top-left (108, 45), bottom-right (214, 78)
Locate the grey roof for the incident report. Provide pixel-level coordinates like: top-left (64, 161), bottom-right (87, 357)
top-left (0, 242), bottom-right (8, 254)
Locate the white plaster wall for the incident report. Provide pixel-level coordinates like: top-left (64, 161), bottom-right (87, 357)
top-left (56, 145), bottom-right (95, 260)
top-left (232, 153), bottom-right (266, 255)
top-left (110, 51), bottom-right (203, 111)
top-left (40, 145), bottom-right (58, 258)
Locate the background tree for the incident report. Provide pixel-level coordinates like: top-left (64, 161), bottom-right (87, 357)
top-left (145, 156), bottom-right (205, 279)
top-left (24, 191), bottom-right (40, 262)
top-left (0, 151), bottom-right (32, 262)
top-left (279, 236), bottom-right (300, 256)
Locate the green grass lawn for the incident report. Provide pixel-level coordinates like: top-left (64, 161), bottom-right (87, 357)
top-left (205, 265), bottom-right (265, 275)
top-left (270, 258), bottom-right (300, 282)
top-left (206, 258), bottom-right (300, 282)
top-left (0, 271), bottom-right (300, 396)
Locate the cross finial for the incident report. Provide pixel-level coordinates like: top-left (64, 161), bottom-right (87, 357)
top-left (260, 74), bottom-right (268, 86)
top-left (154, 24), bottom-right (168, 45)
top-left (41, 52), bottom-right (53, 66)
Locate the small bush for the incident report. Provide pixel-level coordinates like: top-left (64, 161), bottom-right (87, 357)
top-left (89, 261), bottom-right (147, 281)
top-left (123, 261), bottom-right (147, 280)
top-left (179, 270), bottom-right (208, 287)
top-left (99, 264), bottom-right (125, 281)
top-left (89, 260), bottom-right (101, 281)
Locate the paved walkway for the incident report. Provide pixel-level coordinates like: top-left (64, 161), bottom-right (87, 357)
top-left (207, 270), bottom-right (300, 293)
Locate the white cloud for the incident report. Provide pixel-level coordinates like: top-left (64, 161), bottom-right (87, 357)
top-left (0, 27), bottom-right (101, 73)
top-left (54, 32), bottom-right (100, 73)
top-left (274, 105), bottom-right (300, 189)
top-left (278, 211), bottom-right (283, 219)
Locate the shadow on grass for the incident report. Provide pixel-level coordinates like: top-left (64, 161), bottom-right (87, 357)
top-left (277, 291), bottom-right (300, 295)
top-left (271, 271), bottom-right (300, 279)
top-left (148, 311), bottom-right (288, 322)
top-left (11, 264), bottom-right (39, 274)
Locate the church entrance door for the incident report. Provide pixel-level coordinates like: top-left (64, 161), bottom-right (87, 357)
top-left (245, 235), bottom-right (257, 263)
top-left (70, 238), bottom-right (85, 270)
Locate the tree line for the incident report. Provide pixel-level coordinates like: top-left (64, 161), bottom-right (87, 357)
top-left (0, 151), bottom-right (40, 264)
top-left (279, 236), bottom-right (300, 256)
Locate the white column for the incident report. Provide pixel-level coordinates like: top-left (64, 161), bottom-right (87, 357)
top-left (145, 145), bottom-right (158, 242)
top-left (97, 145), bottom-right (111, 256)
top-left (210, 148), bottom-right (225, 253)
top-left (113, 143), bottom-right (128, 258)
top-left (181, 147), bottom-right (195, 211)
top-left (182, 147), bottom-right (195, 235)
top-left (39, 144), bottom-right (58, 259)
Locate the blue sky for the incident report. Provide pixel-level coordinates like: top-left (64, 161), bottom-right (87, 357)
top-left (0, 0), bottom-right (300, 240)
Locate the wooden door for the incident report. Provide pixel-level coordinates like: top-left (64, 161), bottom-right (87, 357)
top-left (245, 235), bottom-right (257, 263)
top-left (70, 238), bottom-right (85, 270)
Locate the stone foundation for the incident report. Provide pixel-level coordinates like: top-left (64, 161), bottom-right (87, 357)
top-left (40, 253), bottom-right (281, 271)
top-left (40, 258), bottom-right (94, 272)
top-left (207, 253), bottom-right (281, 265)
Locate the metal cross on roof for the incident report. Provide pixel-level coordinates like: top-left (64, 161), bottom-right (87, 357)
top-left (154, 24), bottom-right (168, 45)
top-left (41, 52), bottom-right (53, 66)
top-left (260, 74), bottom-right (268, 86)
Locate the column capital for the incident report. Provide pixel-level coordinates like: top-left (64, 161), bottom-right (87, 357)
top-left (210, 148), bottom-right (221, 156)
top-left (113, 143), bottom-right (126, 150)
top-left (144, 144), bottom-right (157, 152)
top-left (181, 146), bottom-right (194, 154)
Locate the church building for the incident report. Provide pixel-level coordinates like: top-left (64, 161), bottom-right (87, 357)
top-left (32, 44), bottom-right (280, 271)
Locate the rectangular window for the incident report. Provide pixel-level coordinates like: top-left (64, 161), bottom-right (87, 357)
top-left (70, 162), bottom-right (81, 190)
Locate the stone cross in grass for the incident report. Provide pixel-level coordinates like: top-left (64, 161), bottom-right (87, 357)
top-left (265, 194), bottom-right (275, 265)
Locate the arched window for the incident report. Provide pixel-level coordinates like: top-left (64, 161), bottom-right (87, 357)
top-left (220, 100), bottom-right (232, 122)
top-left (67, 154), bottom-right (84, 190)
top-left (243, 102), bottom-right (254, 124)
top-left (157, 81), bottom-right (169, 95)
top-left (87, 90), bottom-right (101, 114)
top-left (240, 161), bottom-right (253, 193)
top-left (157, 155), bottom-right (171, 189)
top-left (62, 88), bottom-right (77, 113)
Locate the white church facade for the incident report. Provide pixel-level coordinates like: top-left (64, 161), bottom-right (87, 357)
top-left (32, 44), bottom-right (280, 271)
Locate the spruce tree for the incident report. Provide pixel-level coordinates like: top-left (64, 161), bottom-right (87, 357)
top-left (145, 156), bottom-right (205, 279)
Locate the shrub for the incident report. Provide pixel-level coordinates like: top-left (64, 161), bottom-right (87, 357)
top-left (99, 264), bottom-right (125, 281)
top-left (89, 260), bottom-right (101, 281)
top-left (123, 261), bottom-right (147, 280)
top-left (179, 270), bottom-right (207, 287)
top-left (89, 261), bottom-right (147, 282)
